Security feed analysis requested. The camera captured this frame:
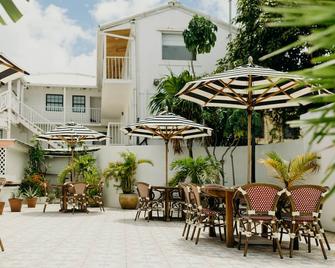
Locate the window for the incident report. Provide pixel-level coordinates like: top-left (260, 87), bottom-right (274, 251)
top-left (46, 94), bottom-right (63, 111)
top-left (162, 33), bottom-right (195, 61)
top-left (72, 95), bottom-right (86, 113)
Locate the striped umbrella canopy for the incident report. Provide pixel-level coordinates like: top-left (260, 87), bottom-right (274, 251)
top-left (0, 53), bottom-right (29, 85)
top-left (177, 57), bottom-right (315, 183)
top-left (121, 111), bottom-right (212, 186)
top-left (38, 122), bottom-right (106, 160)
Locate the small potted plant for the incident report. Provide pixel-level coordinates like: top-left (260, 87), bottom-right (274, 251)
top-left (23, 187), bottom-right (39, 208)
top-left (103, 151), bottom-right (153, 209)
top-left (8, 191), bottom-right (23, 212)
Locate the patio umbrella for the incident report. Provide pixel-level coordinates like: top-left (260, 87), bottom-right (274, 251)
top-left (121, 111), bottom-right (212, 186)
top-left (0, 53), bottom-right (29, 84)
top-left (177, 56), bottom-right (316, 183)
top-left (37, 122), bottom-right (106, 161)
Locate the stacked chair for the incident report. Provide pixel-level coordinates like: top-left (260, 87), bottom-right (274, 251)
top-left (92, 180), bottom-right (105, 212)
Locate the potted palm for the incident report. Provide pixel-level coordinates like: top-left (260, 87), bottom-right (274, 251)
top-left (8, 191), bottom-right (23, 212)
top-left (103, 151), bottom-right (153, 209)
top-left (23, 187), bottom-right (39, 208)
top-left (259, 151), bottom-right (320, 187)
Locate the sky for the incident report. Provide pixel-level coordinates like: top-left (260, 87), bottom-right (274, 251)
top-left (0, 0), bottom-right (237, 76)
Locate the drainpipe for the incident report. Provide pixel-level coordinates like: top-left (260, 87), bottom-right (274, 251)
top-left (130, 18), bottom-right (138, 146)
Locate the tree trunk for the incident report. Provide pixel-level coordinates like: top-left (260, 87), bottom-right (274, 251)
top-left (190, 51), bottom-right (196, 78)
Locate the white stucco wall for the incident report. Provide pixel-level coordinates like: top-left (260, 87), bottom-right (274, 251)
top-left (134, 8), bottom-right (230, 120)
top-left (24, 86), bottom-right (102, 124)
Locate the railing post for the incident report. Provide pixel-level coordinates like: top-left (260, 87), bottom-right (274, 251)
top-left (107, 123), bottom-right (110, 146)
top-left (7, 83), bottom-right (12, 139)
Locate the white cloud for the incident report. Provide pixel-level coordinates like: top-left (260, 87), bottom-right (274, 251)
top-left (198, 0), bottom-right (237, 23)
top-left (0, 0), bottom-right (96, 75)
top-left (91, 0), bottom-right (164, 25)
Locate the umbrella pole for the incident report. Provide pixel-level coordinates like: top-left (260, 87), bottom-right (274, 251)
top-left (165, 140), bottom-right (169, 186)
top-left (247, 109), bottom-right (252, 184)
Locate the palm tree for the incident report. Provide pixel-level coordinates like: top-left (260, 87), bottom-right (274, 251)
top-left (259, 151), bottom-right (320, 187)
top-left (149, 70), bottom-right (203, 157)
top-left (0, 0), bottom-right (28, 25)
top-left (103, 151), bottom-right (153, 194)
top-left (169, 156), bottom-right (220, 186)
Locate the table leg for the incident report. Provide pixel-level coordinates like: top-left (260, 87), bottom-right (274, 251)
top-left (225, 191), bottom-right (234, 247)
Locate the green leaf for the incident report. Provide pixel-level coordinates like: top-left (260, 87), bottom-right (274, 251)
top-left (0, 0), bottom-right (23, 23)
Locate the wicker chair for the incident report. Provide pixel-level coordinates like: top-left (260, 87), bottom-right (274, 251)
top-left (179, 183), bottom-right (197, 240)
top-left (67, 182), bottom-right (89, 213)
top-left (92, 180), bottom-right (105, 212)
top-left (0, 178), bottom-right (6, 251)
top-left (236, 183), bottom-right (284, 258)
top-left (282, 185), bottom-right (329, 259)
top-left (189, 184), bottom-right (225, 245)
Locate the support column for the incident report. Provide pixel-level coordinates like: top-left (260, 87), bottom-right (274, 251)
top-left (63, 87), bottom-right (66, 124)
top-left (7, 82), bottom-right (12, 139)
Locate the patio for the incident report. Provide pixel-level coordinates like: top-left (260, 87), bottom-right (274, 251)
top-left (0, 204), bottom-right (334, 268)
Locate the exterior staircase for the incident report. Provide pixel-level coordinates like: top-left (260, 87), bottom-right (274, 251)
top-left (0, 90), bottom-right (61, 147)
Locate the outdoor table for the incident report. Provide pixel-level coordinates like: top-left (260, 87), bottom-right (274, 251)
top-left (201, 185), bottom-right (236, 248)
top-left (150, 185), bottom-right (183, 221)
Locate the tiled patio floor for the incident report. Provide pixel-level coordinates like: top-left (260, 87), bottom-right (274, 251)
top-left (0, 204), bottom-right (334, 268)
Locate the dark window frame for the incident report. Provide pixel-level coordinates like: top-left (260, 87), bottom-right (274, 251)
top-left (72, 95), bottom-right (86, 113)
top-left (45, 94), bottom-right (63, 112)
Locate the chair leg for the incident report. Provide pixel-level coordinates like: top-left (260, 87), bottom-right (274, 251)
top-left (308, 232), bottom-right (311, 253)
top-left (218, 218), bottom-right (224, 241)
top-left (185, 224), bottom-right (191, 240)
top-left (319, 222), bottom-right (331, 250)
top-left (315, 224), bottom-right (327, 260)
top-left (195, 226), bottom-right (201, 245)
top-left (191, 225), bottom-right (197, 241)
top-left (238, 231), bottom-right (242, 250)
top-left (272, 223), bottom-right (283, 259)
top-left (289, 224), bottom-right (296, 258)
top-left (182, 222), bottom-right (188, 237)
top-left (243, 222), bottom-right (251, 257)
top-left (43, 203), bottom-right (47, 213)
top-left (0, 238), bottom-right (4, 251)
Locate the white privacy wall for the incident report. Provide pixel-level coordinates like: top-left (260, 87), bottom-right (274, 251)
top-left (96, 140), bottom-right (305, 209)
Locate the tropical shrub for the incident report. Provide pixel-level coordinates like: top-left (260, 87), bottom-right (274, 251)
top-left (103, 151), bottom-right (153, 194)
top-left (259, 151), bottom-right (320, 187)
top-left (169, 156), bottom-right (220, 186)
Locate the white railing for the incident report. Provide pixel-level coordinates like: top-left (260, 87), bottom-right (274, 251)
top-left (0, 91), bottom-right (8, 111)
top-left (105, 56), bottom-right (131, 80)
top-left (107, 122), bottom-right (126, 145)
top-left (45, 106), bottom-right (101, 124)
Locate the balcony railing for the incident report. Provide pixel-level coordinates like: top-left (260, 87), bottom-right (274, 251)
top-left (44, 106), bottom-right (101, 124)
top-left (105, 56), bottom-right (131, 80)
top-left (107, 122), bottom-right (127, 145)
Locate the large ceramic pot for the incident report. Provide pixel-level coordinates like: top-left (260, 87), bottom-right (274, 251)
top-left (0, 201), bottom-right (5, 215)
top-left (8, 198), bottom-right (23, 212)
top-left (119, 193), bottom-right (138, 209)
top-left (26, 197), bottom-right (38, 208)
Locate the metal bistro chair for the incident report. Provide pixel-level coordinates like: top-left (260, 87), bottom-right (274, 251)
top-left (169, 187), bottom-right (184, 219)
top-left (283, 185), bottom-right (329, 259)
top-left (190, 184), bottom-right (225, 245)
top-left (67, 182), bottom-right (89, 214)
top-left (236, 183), bottom-right (284, 259)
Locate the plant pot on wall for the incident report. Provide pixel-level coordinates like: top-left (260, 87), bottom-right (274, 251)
top-left (119, 193), bottom-right (138, 209)
top-left (26, 197), bottom-right (38, 208)
top-left (0, 201), bottom-right (5, 215)
top-left (8, 198), bottom-right (23, 212)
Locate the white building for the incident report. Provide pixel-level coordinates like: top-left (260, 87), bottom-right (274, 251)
top-left (0, 1), bottom-right (233, 146)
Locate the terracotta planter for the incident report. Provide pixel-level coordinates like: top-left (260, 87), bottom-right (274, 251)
top-left (119, 193), bottom-right (138, 209)
top-left (0, 201), bottom-right (5, 215)
top-left (26, 197), bottom-right (38, 208)
top-left (8, 198), bottom-right (23, 212)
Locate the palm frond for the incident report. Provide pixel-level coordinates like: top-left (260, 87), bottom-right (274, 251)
top-left (288, 152), bottom-right (320, 184)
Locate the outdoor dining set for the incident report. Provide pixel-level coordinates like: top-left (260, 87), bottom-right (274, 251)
top-left (134, 181), bottom-right (331, 259)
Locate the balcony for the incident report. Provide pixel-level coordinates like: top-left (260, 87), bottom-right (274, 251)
top-left (43, 106), bottom-right (101, 125)
top-left (105, 56), bottom-right (131, 80)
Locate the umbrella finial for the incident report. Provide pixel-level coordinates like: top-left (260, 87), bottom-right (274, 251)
top-left (248, 56), bottom-right (253, 65)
